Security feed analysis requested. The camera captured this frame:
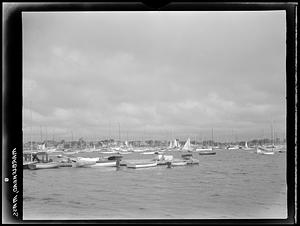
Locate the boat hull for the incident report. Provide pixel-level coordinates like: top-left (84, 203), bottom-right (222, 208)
top-left (171, 161), bottom-right (187, 166)
top-left (29, 162), bottom-right (60, 170)
top-left (256, 147), bottom-right (275, 155)
top-left (85, 161), bottom-right (117, 167)
top-left (198, 151), bottom-right (216, 155)
top-left (127, 161), bottom-right (157, 169)
top-left (186, 158), bottom-right (200, 164)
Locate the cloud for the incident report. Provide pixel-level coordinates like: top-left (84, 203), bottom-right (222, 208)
top-left (22, 11), bottom-right (286, 141)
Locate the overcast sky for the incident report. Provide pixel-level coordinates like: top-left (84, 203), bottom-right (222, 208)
top-left (22, 11), bottom-right (286, 142)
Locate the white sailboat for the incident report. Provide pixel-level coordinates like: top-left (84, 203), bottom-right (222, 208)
top-left (182, 138), bottom-right (193, 152)
top-left (257, 123), bottom-right (275, 155)
top-left (242, 141), bottom-right (255, 151)
top-left (196, 129), bottom-right (216, 155)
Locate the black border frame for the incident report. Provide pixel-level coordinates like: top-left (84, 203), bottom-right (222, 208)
top-left (2, 1), bottom-right (297, 224)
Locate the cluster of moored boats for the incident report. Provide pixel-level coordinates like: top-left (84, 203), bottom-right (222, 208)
top-left (23, 151), bottom-right (201, 170)
top-left (23, 137), bottom-right (286, 170)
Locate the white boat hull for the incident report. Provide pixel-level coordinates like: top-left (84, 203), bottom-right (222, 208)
top-left (256, 147), bottom-right (275, 155)
top-left (171, 161), bottom-right (187, 166)
top-left (141, 152), bottom-right (156, 155)
top-left (127, 161), bottom-right (157, 169)
top-left (30, 162), bottom-right (60, 169)
top-left (84, 161), bottom-right (117, 167)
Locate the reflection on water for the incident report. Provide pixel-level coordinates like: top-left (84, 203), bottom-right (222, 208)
top-left (23, 150), bottom-right (287, 219)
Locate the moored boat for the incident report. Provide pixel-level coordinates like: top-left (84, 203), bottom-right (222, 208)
top-left (198, 150), bottom-right (216, 155)
top-left (256, 147), bottom-right (275, 155)
top-left (84, 160), bottom-right (117, 167)
top-left (126, 160), bottom-right (157, 169)
top-left (28, 162), bottom-right (60, 170)
top-left (170, 160), bottom-right (187, 166)
top-left (186, 158), bottom-right (200, 164)
top-left (23, 161), bottom-right (38, 169)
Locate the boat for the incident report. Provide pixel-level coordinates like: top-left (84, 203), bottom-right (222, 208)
top-left (195, 147), bottom-right (213, 152)
top-left (182, 138), bottom-right (193, 152)
top-left (256, 122), bottom-right (276, 155)
top-left (83, 160), bottom-right (117, 167)
top-left (226, 145), bottom-right (240, 150)
top-left (170, 160), bottom-right (187, 166)
top-left (82, 155), bottom-right (123, 167)
top-left (28, 162), bottom-right (60, 170)
top-left (23, 161), bottom-right (38, 169)
top-left (154, 153), bottom-right (173, 165)
top-left (181, 154), bottom-right (199, 164)
top-left (197, 129), bottom-right (217, 155)
top-left (242, 141), bottom-right (255, 151)
top-left (126, 160), bottom-right (157, 169)
top-left (71, 157), bottom-right (99, 167)
top-left (198, 150), bottom-right (216, 155)
top-left (132, 149), bottom-right (145, 153)
top-left (141, 151), bottom-right (156, 155)
top-left (256, 146), bottom-right (275, 155)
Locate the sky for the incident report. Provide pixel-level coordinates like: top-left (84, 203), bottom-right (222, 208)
top-left (22, 11), bottom-right (286, 142)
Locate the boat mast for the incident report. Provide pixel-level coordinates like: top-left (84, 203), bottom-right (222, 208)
top-left (45, 126), bottom-right (48, 148)
top-left (30, 101), bottom-right (32, 152)
top-left (40, 125), bottom-right (43, 144)
top-left (118, 122), bottom-right (121, 142)
top-left (211, 128), bottom-right (214, 147)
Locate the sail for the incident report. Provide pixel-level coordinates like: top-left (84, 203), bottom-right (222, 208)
top-left (174, 139), bottom-right (178, 148)
top-left (182, 138), bottom-right (191, 150)
top-left (245, 142), bottom-right (248, 148)
top-left (125, 140), bottom-right (129, 147)
top-left (169, 140), bottom-right (173, 148)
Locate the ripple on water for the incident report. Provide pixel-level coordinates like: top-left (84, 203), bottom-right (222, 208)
top-left (23, 151), bottom-right (287, 219)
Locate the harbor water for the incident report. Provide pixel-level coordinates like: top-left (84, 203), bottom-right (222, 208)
top-left (23, 149), bottom-right (287, 219)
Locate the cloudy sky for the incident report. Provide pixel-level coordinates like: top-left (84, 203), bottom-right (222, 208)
top-left (22, 11), bottom-right (286, 142)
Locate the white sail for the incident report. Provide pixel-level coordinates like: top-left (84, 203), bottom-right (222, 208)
top-left (175, 139), bottom-right (181, 148)
top-left (174, 139), bottom-right (178, 148)
top-left (125, 140), bottom-right (129, 147)
top-left (182, 138), bottom-right (191, 151)
top-left (169, 140), bottom-right (173, 148)
top-left (245, 142), bottom-right (248, 148)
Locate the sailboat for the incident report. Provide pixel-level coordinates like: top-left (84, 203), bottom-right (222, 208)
top-left (256, 123), bottom-right (275, 155)
top-left (197, 129), bottom-right (216, 155)
top-left (167, 139), bottom-right (180, 151)
top-left (182, 138), bottom-right (193, 152)
top-left (242, 141), bottom-right (255, 151)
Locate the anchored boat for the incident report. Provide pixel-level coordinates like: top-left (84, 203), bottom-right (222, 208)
top-left (198, 150), bottom-right (216, 155)
top-left (28, 162), bottom-right (60, 170)
top-left (170, 159), bottom-right (188, 166)
top-left (256, 146), bottom-right (275, 155)
top-left (126, 160), bottom-right (157, 169)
